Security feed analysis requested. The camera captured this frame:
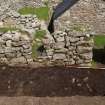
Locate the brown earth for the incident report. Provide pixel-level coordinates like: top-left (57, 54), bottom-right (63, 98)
top-left (0, 96), bottom-right (105, 105)
top-left (0, 64), bottom-right (105, 97)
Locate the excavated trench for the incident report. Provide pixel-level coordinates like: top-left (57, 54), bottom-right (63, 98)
top-left (0, 64), bottom-right (105, 97)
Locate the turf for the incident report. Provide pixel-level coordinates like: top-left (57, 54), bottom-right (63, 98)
top-left (18, 7), bottom-right (50, 20)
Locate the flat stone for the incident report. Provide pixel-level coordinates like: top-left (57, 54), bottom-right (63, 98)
top-left (54, 48), bottom-right (68, 53)
top-left (2, 33), bottom-right (12, 40)
top-left (69, 37), bottom-right (79, 43)
top-left (53, 53), bottom-right (66, 60)
top-left (10, 57), bottom-right (27, 64)
top-left (54, 42), bottom-right (65, 49)
top-left (77, 46), bottom-right (92, 54)
top-left (79, 52), bottom-right (93, 60)
top-left (4, 47), bottom-right (16, 53)
top-left (5, 52), bottom-right (16, 58)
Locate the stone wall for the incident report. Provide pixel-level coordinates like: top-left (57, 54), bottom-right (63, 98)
top-left (0, 31), bottom-right (33, 65)
top-left (50, 0), bottom-right (105, 34)
top-left (42, 30), bottom-right (94, 67)
top-left (1, 11), bottom-right (41, 36)
top-left (0, 0), bottom-right (96, 67)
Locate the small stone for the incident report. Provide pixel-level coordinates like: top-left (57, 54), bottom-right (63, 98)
top-left (6, 40), bottom-right (12, 47)
top-left (2, 66), bottom-right (6, 70)
top-left (0, 48), bottom-right (4, 53)
top-left (83, 77), bottom-right (89, 82)
top-left (72, 78), bottom-right (76, 83)
top-left (0, 58), bottom-right (8, 63)
top-left (77, 83), bottom-right (82, 87)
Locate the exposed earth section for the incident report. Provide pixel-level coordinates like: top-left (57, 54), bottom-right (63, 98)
top-left (0, 65), bottom-right (105, 96)
top-left (0, 96), bottom-right (105, 105)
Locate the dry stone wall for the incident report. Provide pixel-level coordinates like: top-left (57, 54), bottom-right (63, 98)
top-left (50, 0), bottom-right (105, 34)
top-left (0, 0), bottom-right (98, 67)
top-left (42, 30), bottom-right (94, 67)
top-left (0, 31), bottom-right (33, 65)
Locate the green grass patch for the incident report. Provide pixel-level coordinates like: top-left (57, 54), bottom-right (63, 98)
top-left (32, 30), bottom-right (46, 58)
top-left (94, 35), bottom-right (105, 48)
top-left (91, 60), bottom-right (97, 68)
top-left (0, 27), bottom-right (18, 33)
top-left (35, 30), bottom-right (46, 40)
top-left (18, 7), bottom-right (50, 20)
top-left (32, 42), bottom-right (42, 58)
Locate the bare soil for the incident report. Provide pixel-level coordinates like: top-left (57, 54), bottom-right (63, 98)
top-left (0, 64), bottom-right (105, 97)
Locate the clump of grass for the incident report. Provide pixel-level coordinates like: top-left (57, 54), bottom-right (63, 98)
top-left (18, 7), bottom-right (50, 20)
top-left (0, 27), bottom-right (18, 33)
top-left (32, 41), bottom-right (43, 58)
top-left (91, 60), bottom-right (97, 68)
top-left (94, 35), bottom-right (105, 48)
top-left (34, 30), bottom-right (46, 40)
top-left (32, 30), bottom-right (46, 58)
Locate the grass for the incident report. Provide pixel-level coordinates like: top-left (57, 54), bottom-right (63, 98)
top-left (94, 35), bottom-right (105, 48)
top-left (34, 30), bottom-right (46, 40)
top-left (91, 60), bottom-right (97, 68)
top-left (32, 30), bottom-right (46, 58)
top-left (32, 42), bottom-right (43, 58)
top-left (18, 7), bottom-right (50, 20)
top-left (0, 27), bottom-right (18, 33)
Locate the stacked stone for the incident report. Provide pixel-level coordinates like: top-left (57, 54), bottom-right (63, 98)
top-left (66, 30), bottom-right (94, 66)
top-left (43, 30), bottom-right (94, 67)
top-left (0, 31), bottom-right (33, 65)
top-left (0, 0), bottom-right (44, 11)
top-left (2, 12), bottom-right (41, 34)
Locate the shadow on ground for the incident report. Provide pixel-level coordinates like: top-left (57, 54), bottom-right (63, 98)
top-left (0, 65), bottom-right (105, 97)
top-left (93, 48), bottom-right (105, 64)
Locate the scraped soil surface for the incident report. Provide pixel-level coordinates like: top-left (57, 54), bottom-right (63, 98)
top-left (0, 64), bottom-right (105, 97)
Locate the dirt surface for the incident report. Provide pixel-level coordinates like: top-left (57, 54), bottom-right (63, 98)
top-left (0, 96), bottom-right (105, 105)
top-left (0, 64), bottom-right (105, 97)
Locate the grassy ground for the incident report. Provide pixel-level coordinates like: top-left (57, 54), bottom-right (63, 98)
top-left (94, 35), bottom-right (105, 48)
top-left (34, 30), bottom-right (46, 39)
top-left (18, 7), bottom-right (50, 20)
top-left (0, 27), bottom-right (18, 33)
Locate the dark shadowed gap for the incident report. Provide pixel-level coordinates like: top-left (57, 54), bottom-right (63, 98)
top-left (37, 45), bottom-right (47, 56)
top-left (93, 48), bottom-right (105, 64)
